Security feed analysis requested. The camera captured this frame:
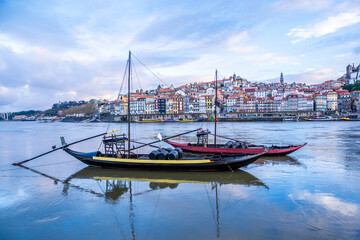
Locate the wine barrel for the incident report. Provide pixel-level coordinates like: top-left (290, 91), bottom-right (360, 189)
top-left (174, 147), bottom-right (183, 158)
top-left (168, 150), bottom-right (179, 160)
top-left (149, 150), bottom-right (160, 160)
top-left (225, 141), bottom-right (234, 148)
top-left (157, 149), bottom-right (169, 160)
top-left (233, 141), bottom-right (241, 149)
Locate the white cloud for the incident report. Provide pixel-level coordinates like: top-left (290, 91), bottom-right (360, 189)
top-left (223, 31), bottom-right (296, 73)
top-left (287, 11), bottom-right (360, 43)
top-left (0, 189), bottom-right (28, 208)
top-left (0, 86), bottom-right (19, 107)
top-left (282, 67), bottom-right (336, 83)
top-left (264, 67), bottom-right (341, 84)
top-left (37, 216), bottom-right (59, 223)
top-left (0, 34), bottom-right (28, 54)
top-left (289, 191), bottom-right (358, 217)
top-left (226, 32), bottom-right (260, 53)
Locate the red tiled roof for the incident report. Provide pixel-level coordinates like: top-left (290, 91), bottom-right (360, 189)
top-left (159, 88), bottom-right (174, 93)
top-left (245, 88), bottom-right (255, 93)
top-left (336, 90), bottom-right (350, 95)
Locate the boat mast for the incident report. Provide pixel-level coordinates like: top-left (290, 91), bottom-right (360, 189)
top-left (129, 181), bottom-right (136, 240)
top-left (215, 183), bottom-right (220, 238)
top-left (214, 69), bottom-right (218, 147)
top-left (127, 51), bottom-right (131, 157)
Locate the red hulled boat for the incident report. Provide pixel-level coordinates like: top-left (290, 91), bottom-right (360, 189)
top-left (164, 139), bottom-right (307, 156)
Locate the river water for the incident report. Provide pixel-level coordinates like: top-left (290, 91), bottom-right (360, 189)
top-left (0, 121), bottom-right (359, 240)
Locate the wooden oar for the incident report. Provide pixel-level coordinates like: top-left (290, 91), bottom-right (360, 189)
top-left (12, 129), bottom-right (119, 166)
top-left (130, 128), bottom-right (202, 151)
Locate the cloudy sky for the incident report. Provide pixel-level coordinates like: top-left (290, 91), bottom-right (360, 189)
top-left (1, 0), bottom-right (360, 111)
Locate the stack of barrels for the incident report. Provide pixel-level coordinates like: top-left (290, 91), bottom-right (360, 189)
top-left (149, 148), bottom-right (183, 160)
top-left (224, 140), bottom-right (245, 148)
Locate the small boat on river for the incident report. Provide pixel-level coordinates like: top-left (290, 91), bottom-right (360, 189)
top-left (304, 116), bottom-right (333, 121)
top-left (164, 132), bottom-right (306, 156)
top-left (136, 119), bottom-right (162, 123)
top-left (63, 141), bottom-right (266, 171)
top-left (162, 118), bottom-right (179, 123)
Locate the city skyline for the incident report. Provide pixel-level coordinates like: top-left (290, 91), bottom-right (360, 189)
top-left (1, 0), bottom-right (360, 111)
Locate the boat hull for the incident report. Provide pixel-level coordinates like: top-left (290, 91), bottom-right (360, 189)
top-left (136, 119), bottom-right (162, 123)
top-left (64, 148), bottom-right (265, 171)
top-left (164, 140), bottom-right (307, 156)
top-left (304, 117), bottom-right (333, 121)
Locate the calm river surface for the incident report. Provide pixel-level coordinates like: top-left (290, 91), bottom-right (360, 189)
top-left (1, 121), bottom-right (360, 240)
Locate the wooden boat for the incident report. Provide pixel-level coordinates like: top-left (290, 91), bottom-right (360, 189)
top-left (304, 116), bottom-right (333, 121)
top-left (136, 119), bottom-right (162, 123)
top-left (162, 118), bottom-right (179, 122)
top-left (164, 139), bottom-right (307, 156)
top-left (63, 147), bottom-right (266, 171)
top-left (283, 117), bottom-right (297, 121)
top-left (36, 116), bottom-right (55, 123)
top-left (178, 119), bottom-right (194, 122)
top-left (178, 118), bottom-right (206, 122)
top-left (194, 117), bottom-right (206, 122)
top-left (61, 52), bottom-right (265, 171)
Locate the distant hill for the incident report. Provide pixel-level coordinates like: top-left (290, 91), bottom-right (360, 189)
top-left (61, 103), bottom-right (97, 116)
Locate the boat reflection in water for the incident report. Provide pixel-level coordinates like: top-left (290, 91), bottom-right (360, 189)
top-left (65, 167), bottom-right (268, 239)
top-left (20, 165), bottom-right (267, 239)
top-left (254, 155), bottom-right (303, 166)
top-left (64, 167), bottom-right (268, 196)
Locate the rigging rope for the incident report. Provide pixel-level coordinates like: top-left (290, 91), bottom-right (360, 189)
top-left (132, 60), bottom-right (142, 91)
top-left (117, 60), bottom-right (130, 100)
top-left (131, 53), bottom-right (169, 87)
top-left (217, 71), bottom-right (226, 81)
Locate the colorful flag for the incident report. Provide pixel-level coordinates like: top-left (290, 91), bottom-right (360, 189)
top-left (210, 116), bottom-right (219, 122)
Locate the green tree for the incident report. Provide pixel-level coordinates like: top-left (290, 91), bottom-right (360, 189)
top-left (343, 81), bottom-right (360, 92)
top-left (343, 84), bottom-right (353, 92)
top-left (352, 80), bottom-right (360, 91)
